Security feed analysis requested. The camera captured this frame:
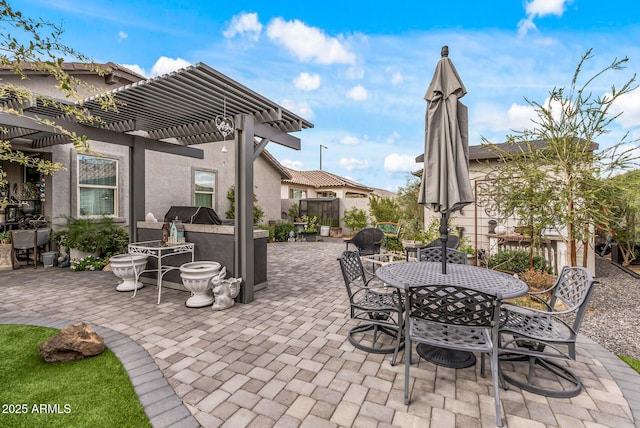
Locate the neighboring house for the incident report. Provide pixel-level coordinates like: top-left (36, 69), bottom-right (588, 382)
top-left (416, 141), bottom-right (597, 274)
top-left (0, 63), bottom-right (293, 229)
top-left (281, 168), bottom-right (373, 199)
top-left (280, 168), bottom-right (396, 234)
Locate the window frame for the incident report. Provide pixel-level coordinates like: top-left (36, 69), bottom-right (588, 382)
top-left (193, 168), bottom-right (216, 209)
top-left (76, 154), bottom-right (119, 218)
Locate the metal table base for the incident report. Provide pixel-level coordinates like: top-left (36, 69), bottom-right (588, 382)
top-left (416, 344), bottom-right (476, 368)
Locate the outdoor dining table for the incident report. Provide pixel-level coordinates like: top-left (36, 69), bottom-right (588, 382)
top-left (128, 240), bottom-right (195, 304)
top-left (375, 261), bottom-right (528, 368)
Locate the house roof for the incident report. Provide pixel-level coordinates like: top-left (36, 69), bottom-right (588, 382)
top-left (283, 168), bottom-right (373, 192)
top-left (414, 139), bottom-right (599, 163)
top-left (0, 61), bottom-right (145, 86)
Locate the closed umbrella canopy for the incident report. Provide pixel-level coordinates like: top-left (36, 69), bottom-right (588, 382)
top-left (418, 46), bottom-right (474, 212)
top-left (418, 46), bottom-right (474, 273)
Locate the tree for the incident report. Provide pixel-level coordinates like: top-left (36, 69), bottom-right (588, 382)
top-left (484, 50), bottom-right (638, 267)
top-left (0, 1), bottom-right (116, 190)
top-left (367, 194), bottom-right (400, 223)
top-left (395, 176), bottom-right (423, 223)
top-left (605, 169), bottom-right (640, 266)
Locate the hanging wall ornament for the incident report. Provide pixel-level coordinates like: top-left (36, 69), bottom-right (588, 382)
top-left (215, 90), bottom-right (235, 138)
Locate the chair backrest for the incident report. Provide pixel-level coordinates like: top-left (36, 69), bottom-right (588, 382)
top-left (36, 228), bottom-right (50, 246)
top-left (11, 230), bottom-right (36, 250)
top-left (408, 285), bottom-right (500, 328)
top-left (417, 246), bottom-right (468, 265)
top-left (337, 250), bottom-right (368, 298)
top-left (425, 235), bottom-right (460, 249)
top-left (549, 266), bottom-right (598, 332)
top-left (376, 222), bottom-right (401, 237)
top-left (350, 228), bottom-right (384, 255)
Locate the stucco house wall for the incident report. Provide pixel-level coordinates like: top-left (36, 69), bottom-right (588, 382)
top-left (2, 64), bottom-right (288, 231)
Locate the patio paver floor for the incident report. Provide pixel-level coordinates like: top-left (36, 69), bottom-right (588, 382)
top-left (1, 239), bottom-right (638, 427)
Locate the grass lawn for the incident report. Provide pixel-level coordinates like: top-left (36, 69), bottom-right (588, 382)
top-left (620, 355), bottom-right (640, 374)
top-left (0, 325), bottom-right (150, 428)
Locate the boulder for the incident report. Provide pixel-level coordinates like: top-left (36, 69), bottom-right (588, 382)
top-left (39, 322), bottom-right (105, 363)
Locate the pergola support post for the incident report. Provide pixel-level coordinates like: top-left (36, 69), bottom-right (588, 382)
top-left (235, 114), bottom-right (255, 303)
top-left (130, 137), bottom-right (146, 242)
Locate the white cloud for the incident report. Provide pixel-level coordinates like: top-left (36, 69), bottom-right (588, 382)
top-left (121, 63), bottom-right (146, 77)
top-left (386, 131), bottom-right (400, 144)
top-left (223, 12), bottom-right (262, 42)
top-left (610, 90), bottom-right (640, 128)
top-left (150, 57), bottom-right (191, 76)
top-left (266, 17), bottom-right (356, 65)
top-left (347, 85), bottom-right (367, 101)
top-left (518, 0), bottom-right (571, 36)
top-left (391, 72), bottom-right (403, 86)
top-left (340, 136), bottom-right (359, 145)
top-left (346, 66), bottom-right (365, 79)
top-left (384, 153), bottom-right (419, 172)
top-left (118, 31), bottom-right (128, 41)
top-left (280, 99), bottom-right (314, 119)
top-left (340, 157), bottom-right (369, 170)
top-left (281, 159), bottom-right (305, 170)
top-left (293, 72), bottom-right (321, 91)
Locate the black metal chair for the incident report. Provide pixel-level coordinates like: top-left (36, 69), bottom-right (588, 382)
top-left (416, 246), bottom-right (468, 265)
top-left (337, 250), bottom-right (404, 365)
top-left (499, 266), bottom-right (598, 398)
top-left (424, 235), bottom-right (460, 249)
top-left (344, 228), bottom-right (384, 256)
top-left (404, 284), bottom-right (504, 426)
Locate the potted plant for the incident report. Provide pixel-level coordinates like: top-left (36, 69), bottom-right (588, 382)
top-left (20, 182), bottom-right (40, 215)
top-left (297, 215), bottom-right (319, 242)
top-left (53, 216), bottom-right (129, 262)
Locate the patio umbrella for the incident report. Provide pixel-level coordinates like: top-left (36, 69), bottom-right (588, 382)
top-left (418, 46), bottom-right (474, 274)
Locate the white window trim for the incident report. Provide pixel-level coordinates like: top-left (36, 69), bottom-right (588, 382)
top-left (77, 154), bottom-right (119, 218)
top-left (193, 168), bottom-right (216, 209)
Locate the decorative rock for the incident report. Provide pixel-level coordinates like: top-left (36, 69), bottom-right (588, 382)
top-left (39, 322), bottom-right (105, 363)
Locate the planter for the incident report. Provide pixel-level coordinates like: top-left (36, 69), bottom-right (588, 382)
top-left (320, 225), bottom-right (331, 237)
top-left (300, 232), bottom-right (317, 242)
top-left (402, 240), bottom-right (422, 249)
top-left (110, 254), bottom-right (149, 291)
top-left (330, 227), bottom-right (343, 238)
top-left (0, 243), bottom-right (12, 271)
top-left (179, 261), bottom-right (221, 307)
top-left (70, 248), bottom-right (99, 261)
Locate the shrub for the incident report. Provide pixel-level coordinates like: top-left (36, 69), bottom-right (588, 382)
top-left (485, 250), bottom-right (550, 273)
top-left (518, 268), bottom-right (556, 292)
top-left (274, 222), bottom-right (297, 242)
top-left (342, 207), bottom-right (367, 232)
top-left (53, 217), bottom-right (129, 257)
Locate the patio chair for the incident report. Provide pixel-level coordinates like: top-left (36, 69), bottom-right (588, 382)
top-left (404, 284), bottom-right (504, 426)
top-left (424, 235), bottom-right (460, 249)
top-left (376, 222), bottom-right (402, 248)
top-left (11, 229), bottom-right (36, 269)
top-left (337, 250), bottom-right (404, 365)
top-left (499, 266), bottom-right (598, 398)
top-left (344, 227), bottom-right (384, 256)
top-left (416, 246), bottom-right (468, 265)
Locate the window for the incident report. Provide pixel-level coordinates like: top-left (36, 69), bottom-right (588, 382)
top-left (194, 170), bottom-right (216, 208)
top-left (78, 155), bottom-right (118, 216)
top-left (317, 191), bottom-right (336, 198)
top-left (289, 188), bottom-right (306, 199)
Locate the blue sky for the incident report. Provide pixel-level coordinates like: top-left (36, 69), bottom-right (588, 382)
top-left (16, 0), bottom-right (640, 192)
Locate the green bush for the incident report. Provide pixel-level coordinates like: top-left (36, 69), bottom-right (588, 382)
top-left (486, 250), bottom-right (550, 273)
top-left (257, 224), bottom-right (275, 242)
top-left (342, 207), bottom-right (367, 232)
top-left (53, 217), bottom-right (129, 257)
top-left (274, 222), bottom-right (297, 242)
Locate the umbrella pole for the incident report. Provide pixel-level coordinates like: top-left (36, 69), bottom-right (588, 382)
top-left (440, 213), bottom-right (448, 274)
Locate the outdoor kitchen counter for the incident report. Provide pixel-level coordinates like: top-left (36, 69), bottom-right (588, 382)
top-left (135, 221), bottom-right (268, 291)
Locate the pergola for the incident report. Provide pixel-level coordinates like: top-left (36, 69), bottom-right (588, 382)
top-left (0, 63), bottom-right (314, 303)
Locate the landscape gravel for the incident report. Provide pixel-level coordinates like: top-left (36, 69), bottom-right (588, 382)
top-left (581, 256), bottom-right (640, 360)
